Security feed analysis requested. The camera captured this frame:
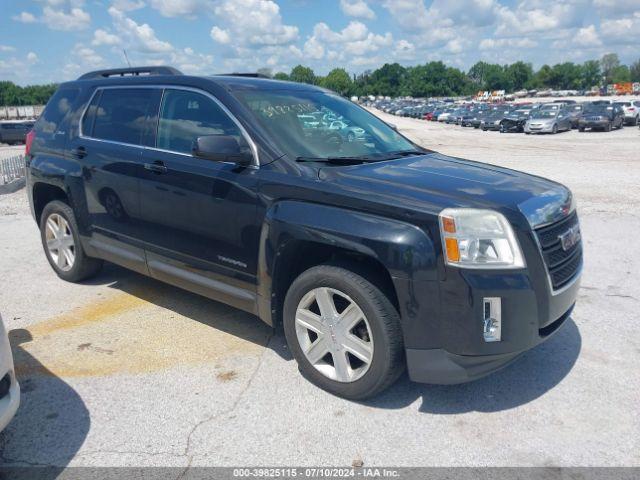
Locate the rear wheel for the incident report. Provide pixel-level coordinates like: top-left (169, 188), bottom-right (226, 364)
top-left (283, 265), bottom-right (404, 400)
top-left (40, 200), bottom-right (103, 282)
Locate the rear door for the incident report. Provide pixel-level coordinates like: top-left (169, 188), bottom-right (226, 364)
top-left (137, 87), bottom-right (261, 311)
top-left (70, 87), bottom-right (161, 274)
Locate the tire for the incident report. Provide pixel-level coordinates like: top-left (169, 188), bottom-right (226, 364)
top-left (606, 122), bottom-right (612, 132)
top-left (40, 200), bottom-right (103, 282)
top-left (634, 116), bottom-right (638, 126)
top-left (579, 127), bottom-right (585, 132)
top-left (283, 265), bottom-right (405, 400)
top-left (552, 124), bottom-right (558, 134)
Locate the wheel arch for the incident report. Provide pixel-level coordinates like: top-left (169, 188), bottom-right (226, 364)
top-left (32, 182), bottom-right (69, 224)
top-left (256, 200), bottom-right (437, 329)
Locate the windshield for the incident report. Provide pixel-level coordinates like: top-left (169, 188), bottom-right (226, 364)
top-left (584, 105), bottom-right (611, 114)
top-left (532, 110), bottom-right (558, 119)
top-left (237, 90), bottom-right (415, 161)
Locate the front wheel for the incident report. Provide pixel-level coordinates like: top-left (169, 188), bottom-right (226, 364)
top-left (283, 265), bottom-right (404, 400)
top-left (552, 124), bottom-right (558, 134)
top-left (40, 200), bottom-right (103, 282)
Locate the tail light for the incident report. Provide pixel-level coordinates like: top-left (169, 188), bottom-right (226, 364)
top-left (25, 130), bottom-right (35, 157)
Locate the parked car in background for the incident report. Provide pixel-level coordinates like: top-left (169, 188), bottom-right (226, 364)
top-left (0, 314), bottom-right (20, 432)
top-left (0, 121), bottom-right (32, 145)
top-left (481, 107), bottom-right (512, 131)
top-left (564, 104), bottom-right (584, 129)
top-left (500, 108), bottom-right (531, 133)
top-left (327, 120), bottom-right (367, 143)
top-left (614, 101), bottom-right (640, 126)
top-left (524, 109), bottom-right (572, 134)
top-left (579, 103), bottom-right (625, 131)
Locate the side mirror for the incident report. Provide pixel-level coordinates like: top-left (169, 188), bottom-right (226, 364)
top-left (387, 123), bottom-right (398, 131)
top-left (192, 135), bottom-right (253, 167)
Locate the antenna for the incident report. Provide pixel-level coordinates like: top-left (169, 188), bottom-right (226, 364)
top-left (123, 49), bottom-right (132, 68)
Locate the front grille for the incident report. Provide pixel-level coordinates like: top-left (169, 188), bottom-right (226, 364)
top-left (534, 211), bottom-right (582, 290)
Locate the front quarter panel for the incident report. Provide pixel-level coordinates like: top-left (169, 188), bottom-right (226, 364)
top-left (256, 200), bottom-right (438, 331)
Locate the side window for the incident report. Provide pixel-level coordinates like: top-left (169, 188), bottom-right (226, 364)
top-left (35, 87), bottom-right (80, 139)
top-left (157, 89), bottom-right (246, 155)
top-left (92, 88), bottom-right (154, 145)
top-left (81, 90), bottom-right (102, 137)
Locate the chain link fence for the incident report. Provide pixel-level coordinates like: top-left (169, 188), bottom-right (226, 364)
top-left (0, 155), bottom-right (26, 186)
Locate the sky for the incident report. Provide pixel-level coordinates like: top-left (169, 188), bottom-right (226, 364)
top-left (1, 0), bottom-right (639, 85)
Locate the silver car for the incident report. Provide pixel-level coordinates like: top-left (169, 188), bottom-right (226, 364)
top-left (524, 109), bottom-right (572, 134)
top-left (0, 314), bottom-right (20, 432)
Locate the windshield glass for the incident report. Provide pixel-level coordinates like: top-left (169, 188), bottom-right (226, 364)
top-left (237, 90), bottom-right (415, 160)
top-left (584, 105), bottom-right (611, 114)
top-left (532, 110), bottom-right (558, 119)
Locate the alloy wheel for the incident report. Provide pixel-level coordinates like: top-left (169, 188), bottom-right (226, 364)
top-left (295, 287), bottom-right (373, 383)
top-left (45, 213), bottom-right (75, 272)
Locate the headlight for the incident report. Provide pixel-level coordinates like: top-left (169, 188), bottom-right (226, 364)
top-left (439, 208), bottom-right (525, 269)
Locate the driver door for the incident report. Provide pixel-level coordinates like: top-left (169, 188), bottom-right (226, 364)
top-left (138, 88), bottom-right (261, 310)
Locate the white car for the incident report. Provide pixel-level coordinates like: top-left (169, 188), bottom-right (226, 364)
top-left (0, 314), bottom-right (19, 432)
top-left (614, 101), bottom-right (640, 126)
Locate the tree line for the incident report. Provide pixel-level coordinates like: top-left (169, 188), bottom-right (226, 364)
top-left (1, 53), bottom-right (639, 106)
top-left (0, 81), bottom-right (58, 107)
top-left (272, 53), bottom-right (640, 98)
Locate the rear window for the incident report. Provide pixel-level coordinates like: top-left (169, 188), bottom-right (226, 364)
top-left (90, 88), bottom-right (154, 145)
top-left (35, 87), bottom-right (80, 138)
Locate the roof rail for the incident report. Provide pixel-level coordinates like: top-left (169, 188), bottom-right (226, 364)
top-left (218, 73), bottom-right (271, 79)
top-left (77, 66), bottom-right (183, 81)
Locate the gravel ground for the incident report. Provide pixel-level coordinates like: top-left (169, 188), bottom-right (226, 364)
top-left (0, 116), bottom-right (638, 468)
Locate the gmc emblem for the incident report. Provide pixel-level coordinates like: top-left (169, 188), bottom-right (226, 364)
top-left (558, 225), bottom-right (581, 251)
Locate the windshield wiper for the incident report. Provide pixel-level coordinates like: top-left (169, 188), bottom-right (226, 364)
top-left (296, 156), bottom-right (374, 165)
top-left (296, 149), bottom-right (429, 165)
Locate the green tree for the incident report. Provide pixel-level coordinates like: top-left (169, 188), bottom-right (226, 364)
top-left (505, 61), bottom-right (533, 91)
top-left (631, 59), bottom-right (640, 82)
top-left (581, 60), bottom-right (601, 89)
top-left (289, 65), bottom-right (316, 85)
top-left (611, 65), bottom-right (631, 83)
top-left (367, 63), bottom-right (407, 97)
top-left (600, 53), bottom-right (620, 84)
top-left (319, 68), bottom-right (352, 96)
top-left (273, 72), bottom-right (289, 81)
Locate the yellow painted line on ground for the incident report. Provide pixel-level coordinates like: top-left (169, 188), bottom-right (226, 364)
top-left (14, 288), bottom-right (271, 378)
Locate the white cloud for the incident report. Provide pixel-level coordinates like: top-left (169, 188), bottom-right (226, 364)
top-left (210, 26), bottom-right (231, 44)
top-left (27, 52), bottom-right (39, 64)
top-left (40, 6), bottom-right (91, 31)
top-left (211, 0), bottom-right (299, 46)
top-left (495, 2), bottom-right (584, 36)
top-left (64, 44), bottom-right (107, 79)
top-left (12, 12), bottom-right (37, 23)
top-left (304, 21), bottom-right (392, 60)
top-left (92, 29), bottom-right (121, 46)
top-left (600, 13), bottom-right (640, 43)
top-left (574, 24), bottom-right (602, 47)
top-left (108, 6), bottom-right (173, 52)
top-left (148, 0), bottom-right (208, 17)
top-left (0, 45), bottom-right (16, 52)
top-left (340, 0), bottom-right (375, 20)
top-left (112, 0), bottom-right (146, 11)
top-left (479, 37), bottom-right (537, 49)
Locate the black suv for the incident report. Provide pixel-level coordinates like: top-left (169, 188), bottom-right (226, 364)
top-left (26, 67), bottom-right (582, 399)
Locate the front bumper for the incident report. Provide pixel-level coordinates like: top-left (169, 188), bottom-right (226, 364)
top-left (407, 305), bottom-right (573, 384)
top-left (525, 123), bottom-right (554, 133)
top-left (0, 374), bottom-right (20, 431)
top-left (579, 120), bottom-right (609, 129)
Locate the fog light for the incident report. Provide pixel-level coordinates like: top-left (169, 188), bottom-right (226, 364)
top-left (483, 297), bottom-right (501, 342)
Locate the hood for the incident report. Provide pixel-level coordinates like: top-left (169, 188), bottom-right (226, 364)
top-left (318, 152), bottom-right (572, 228)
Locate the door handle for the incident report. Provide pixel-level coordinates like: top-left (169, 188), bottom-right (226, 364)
top-left (72, 146), bottom-right (87, 159)
top-left (144, 161), bottom-right (168, 174)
